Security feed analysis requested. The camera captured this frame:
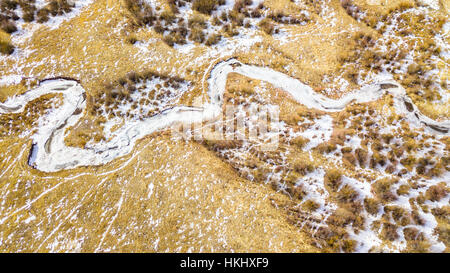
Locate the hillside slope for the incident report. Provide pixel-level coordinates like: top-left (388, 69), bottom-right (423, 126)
top-left (0, 0), bottom-right (448, 253)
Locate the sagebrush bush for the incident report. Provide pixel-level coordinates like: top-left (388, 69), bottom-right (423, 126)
top-left (258, 18), bottom-right (274, 35)
top-left (381, 222), bottom-right (399, 241)
top-left (126, 35), bottom-right (138, 45)
top-left (316, 142), bottom-right (337, 154)
top-left (1, 0), bottom-right (19, 10)
top-left (37, 8), bottom-right (50, 23)
top-left (189, 27), bottom-right (205, 43)
top-left (325, 169), bottom-right (342, 191)
top-left (364, 198), bottom-right (380, 215)
top-left (0, 19), bottom-right (17, 33)
top-left (373, 178), bottom-right (398, 202)
top-left (205, 33), bottom-right (221, 46)
top-left (292, 136), bottom-right (309, 149)
top-left (293, 160), bottom-right (314, 176)
top-left (302, 200), bottom-right (320, 212)
top-left (425, 184), bottom-right (448, 202)
top-left (47, 0), bottom-right (74, 16)
top-left (0, 40), bottom-right (14, 55)
top-left (337, 185), bottom-right (358, 203)
top-left (193, 0), bottom-right (220, 15)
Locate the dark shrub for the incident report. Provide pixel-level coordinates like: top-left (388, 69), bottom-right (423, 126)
top-left (37, 8), bottom-right (50, 23)
top-left (192, 0), bottom-right (218, 15)
top-left (0, 19), bottom-right (17, 33)
top-left (0, 40), bottom-right (14, 55)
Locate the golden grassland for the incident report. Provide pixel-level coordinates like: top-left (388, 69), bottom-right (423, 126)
top-left (0, 0), bottom-right (449, 252)
top-left (0, 131), bottom-right (322, 252)
top-left (0, 0), bottom-right (322, 252)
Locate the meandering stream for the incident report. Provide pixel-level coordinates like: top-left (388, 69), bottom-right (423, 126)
top-left (1, 59), bottom-right (449, 172)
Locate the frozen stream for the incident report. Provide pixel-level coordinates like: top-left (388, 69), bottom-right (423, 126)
top-left (0, 59), bottom-right (449, 172)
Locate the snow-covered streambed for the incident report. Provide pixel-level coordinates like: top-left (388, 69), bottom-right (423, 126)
top-left (1, 59), bottom-right (449, 172)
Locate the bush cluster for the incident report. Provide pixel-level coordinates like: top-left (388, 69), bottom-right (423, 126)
top-left (91, 70), bottom-right (187, 120)
top-left (0, 0), bottom-right (75, 34)
top-left (0, 39), bottom-right (13, 54)
top-left (126, 0), bottom-right (310, 47)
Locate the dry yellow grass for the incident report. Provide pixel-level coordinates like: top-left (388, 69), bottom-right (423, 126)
top-left (0, 132), bottom-right (318, 252)
top-left (0, 0), bottom-right (448, 253)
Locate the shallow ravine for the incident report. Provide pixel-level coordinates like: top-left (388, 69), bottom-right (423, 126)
top-left (0, 59), bottom-right (449, 173)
